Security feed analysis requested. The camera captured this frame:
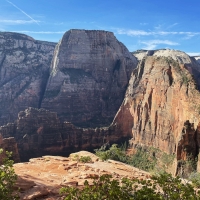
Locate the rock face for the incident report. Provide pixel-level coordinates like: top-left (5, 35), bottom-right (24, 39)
top-left (0, 30), bottom-right (137, 128)
top-left (113, 49), bottom-right (200, 173)
top-left (42, 29), bottom-right (137, 127)
top-left (0, 107), bottom-right (131, 161)
top-left (0, 32), bottom-right (56, 125)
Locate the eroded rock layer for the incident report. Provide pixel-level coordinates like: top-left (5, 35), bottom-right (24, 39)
top-left (42, 29), bottom-right (137, 127)
top-left (0, 32), bottom-right (56, 125)
top-left (0, 107), bottom-right (131, 161)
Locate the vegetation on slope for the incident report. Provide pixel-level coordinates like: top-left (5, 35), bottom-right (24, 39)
top-left (61, 173), bottom-right (200, 200)
top-left (0, 149), bottom-right (18, 200)
top-left (61, 144), bottom-right (200, 199)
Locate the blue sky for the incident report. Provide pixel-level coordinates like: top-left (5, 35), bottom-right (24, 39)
top-left (0, 0), bottom-right (200, 55)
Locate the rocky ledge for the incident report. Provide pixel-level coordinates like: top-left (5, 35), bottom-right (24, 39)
top-left (14, 151), bottom-right (149, 200)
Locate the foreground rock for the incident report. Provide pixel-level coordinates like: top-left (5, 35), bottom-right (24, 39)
top-left (14, 151), bottom-right (149, 199)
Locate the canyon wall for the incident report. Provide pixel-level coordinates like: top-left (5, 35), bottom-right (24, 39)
top-left (0, 32), bottom-right (56, 125)
top-left (1, 30), bottom-right (200, 174)
top-left (115, 50), bottom-right (200, 170)
top-left (0, 30), bottom-right (137, 128)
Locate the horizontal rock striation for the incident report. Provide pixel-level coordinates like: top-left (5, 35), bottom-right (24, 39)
top-left (42, 29), bottom-right (137, 127)
top-left (0, 32), bottom-right (56, 125)
top-left (0, 107), bottom-right (131, 161)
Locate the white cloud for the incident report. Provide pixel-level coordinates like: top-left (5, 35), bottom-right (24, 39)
top-left (114, 28), bottom-right (200, 37)
top-left (187, 52), bottom-right (200, 56)
top-left (140, 40), bottom-right (179, 50)
top-left (0, 19), bottom-right (40, 24)
top-left (6, 0), bottom-right (40, 26)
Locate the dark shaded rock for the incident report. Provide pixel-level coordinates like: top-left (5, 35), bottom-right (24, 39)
top-left (42, 29), bottom-right (137, 127)
top-left (0, 107), bottom-right (131, 161)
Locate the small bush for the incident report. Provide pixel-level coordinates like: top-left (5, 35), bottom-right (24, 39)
top-left (0, 149), bottom-right (18, 200)
top-left (95, 144), bottom-right (129, 163)
top-left (79, 156), bottom-right (92, 163)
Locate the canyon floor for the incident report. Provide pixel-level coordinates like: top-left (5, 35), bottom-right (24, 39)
top-left (14, 151), bottom-right (149, 200)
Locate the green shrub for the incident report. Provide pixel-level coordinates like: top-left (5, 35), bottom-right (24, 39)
top-left (0, 149), bottom-right (18, 200)
top-left (60, 174), bottom-right (135, 200)
top-left (95, 144), bottom-right (129, 163)
top-left (79, 156), bottom-right (92, 163)
top-left (129, 148), bottom-right (157, 172)
top-left (60, 172), bottom-right (200, 200)
top-left (95, 144), bottom-right (158, 172)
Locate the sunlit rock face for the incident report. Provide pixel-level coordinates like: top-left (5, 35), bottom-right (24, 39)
top-left (42, 29), bottom-right (137, 127)
top-left (114, 50), bottom-right (200, 170)
top-left (0, 32), bottom-right (56, 125)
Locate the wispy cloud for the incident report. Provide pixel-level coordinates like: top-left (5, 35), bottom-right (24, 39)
top-left (166, 23), bottom-right (178, 30)
top-left (140, 23), bottom-right (148, 26)
top-left (114, 28), bottom-right (200, 37)
top-left (10, 31), bottom-right (65, 34)
top-left (0, 19), bottom-right (40, 24)
top-left (140, 40), bottom-right (179, 50)
top-left (6, 0), bottom-right (40, 26)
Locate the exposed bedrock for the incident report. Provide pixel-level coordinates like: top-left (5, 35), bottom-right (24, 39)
top-left (0, 32), bottom-right (56, 125)
top-left (42, 29), bottom-right (137, 127)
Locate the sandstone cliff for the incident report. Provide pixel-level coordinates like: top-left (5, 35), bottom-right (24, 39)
top-left (42, 29), bottom-right (137, 127)
top-left (114, 49), bottom-right (200, 174)
top-left (0, 32), bottom-right (56, 125)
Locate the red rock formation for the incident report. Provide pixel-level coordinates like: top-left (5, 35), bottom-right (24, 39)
top-left (113, 50), bottom-right (200, 173)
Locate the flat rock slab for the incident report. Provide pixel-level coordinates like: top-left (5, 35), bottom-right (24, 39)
top-left (14, 151), bottom-right (149, 199)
